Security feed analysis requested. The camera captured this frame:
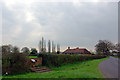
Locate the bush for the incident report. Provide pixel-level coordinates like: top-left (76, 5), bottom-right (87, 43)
top-left (2, 53), bottom-right (31, 75)
top-left (38, 54), bottom-right (106, 67)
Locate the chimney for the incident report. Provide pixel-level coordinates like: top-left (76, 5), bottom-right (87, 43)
top-left (68, 47), bottom-right (70, 49)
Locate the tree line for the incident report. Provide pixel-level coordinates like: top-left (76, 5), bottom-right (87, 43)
top-left (0, 44), bottom-right (37, 55)
top-left (0, 39), bottom-right (119, 56)
top-left (38, 37), bottom-right (60, 54)
top-left (0, 37), bottom-right (61, 55)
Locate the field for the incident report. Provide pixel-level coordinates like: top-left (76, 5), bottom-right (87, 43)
top-left (3, 57), bottom-right (109, 78)
top-left (28, 56), bottom-right (38, 58)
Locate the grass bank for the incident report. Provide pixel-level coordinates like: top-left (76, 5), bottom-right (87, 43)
top-left (0, 60), bottom-right (1, 72)
top-left (0, 60), bottom-right (1, 64)
top-left (113, 56), bottom-right (120, 59)
top-left (3, 57), bottom-right (109, 78)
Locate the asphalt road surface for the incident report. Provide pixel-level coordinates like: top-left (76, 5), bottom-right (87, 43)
top-left (99, 56), bottom-right (120, 78)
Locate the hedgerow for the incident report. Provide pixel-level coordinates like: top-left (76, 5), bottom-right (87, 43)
top-left (2, 53), bottom-right (31, 75)
top-left (38, 54), bottom-right (106, 67)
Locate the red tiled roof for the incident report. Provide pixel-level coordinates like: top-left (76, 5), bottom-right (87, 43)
top-left (63, 48), bottom-right (91, 54)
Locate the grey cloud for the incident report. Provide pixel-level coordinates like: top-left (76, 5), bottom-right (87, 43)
top-left (2, 2), bottom-right (118, 51)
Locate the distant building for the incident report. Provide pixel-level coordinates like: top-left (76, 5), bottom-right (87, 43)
top-left (62, 47), bottom-right (91, 55)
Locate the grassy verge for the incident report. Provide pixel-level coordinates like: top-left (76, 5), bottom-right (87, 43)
top-left (0, 60), bottom-right (2, 80)
top-left (3, 57), bottom-right (109, 78)
top-left (0, 60), bottom-right (1, 64)
top-left (113, 56), bottom-right (120, 59)
top-left (28, 56), bottom-right (38, 58)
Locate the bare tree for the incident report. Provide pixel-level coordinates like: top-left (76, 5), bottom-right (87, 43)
top-left (52, 41), bottom-right (53, 53)
top-left (41, 37), bottom-right (44, 52)
top-left (38, 37), bottom-right (46, 53)
top-left (1, 44), bottom-right (13, 53)
top-left (12, 46), bottom-right (19, 53)
top-left (48, 40), bottom-right (51, 53)
top-left (52, 41), bottom-right (56, 53)
top-left (57, 43), bottom-right (60, 54)
top-left (38, 40), bottom-right (42, 53)
top-left (39, 37), bottom-right (60, 54)
top-left (53, 45), bottom-right (56, 53)
top-left (21, 47), bottom-right (30, 54)
top-left (1, 45), bottom-right (10, 53)
top-left (43, 40), bottom-right (46, 52)
top-left (95, 40), bottom-right (114, 55)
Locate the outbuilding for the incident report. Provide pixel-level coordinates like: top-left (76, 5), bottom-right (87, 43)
top-left (30, 58), bottom-right (42, 67)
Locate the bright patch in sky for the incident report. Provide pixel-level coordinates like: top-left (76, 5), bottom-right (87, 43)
top-left (1, 0), bottom-right (118, 52)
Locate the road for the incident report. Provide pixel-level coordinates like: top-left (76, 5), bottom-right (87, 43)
top-left (99, 56), bottom-right (120, 78)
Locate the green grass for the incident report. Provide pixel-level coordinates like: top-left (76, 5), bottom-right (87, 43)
top-left (113, 56), bottom-right (120, 59)
top-left (0, 60), bottom-right (1, 67)
top-left (0, 60), bottom-right (1, 64)
top-left (3, 57), bottom-right (109, 78)
top-left (0, 60), bottom-right (2, 79)
top-left (28, 56), bottom-right (38, 58)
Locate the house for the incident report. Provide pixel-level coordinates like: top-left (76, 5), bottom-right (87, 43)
top-left (30, 57), bottom-right (42, 67)
top-left (62, 47), bottom-right (91, 55)
top-left (111, 49), bottom-right (120, 56)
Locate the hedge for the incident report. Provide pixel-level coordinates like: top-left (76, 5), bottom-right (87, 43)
top-left (38, 54), bottom-right (106, 67)
top-left (2, 53), bottom-right (31, 75)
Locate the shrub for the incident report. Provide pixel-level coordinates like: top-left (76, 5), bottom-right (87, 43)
top-left (38, 54), bottom-right (106, 67)
top-left (2, 53), bottom-right (31, 75)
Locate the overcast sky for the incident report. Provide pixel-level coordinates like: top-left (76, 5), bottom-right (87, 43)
top-left (1, 0), bottom-right (119, 52)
